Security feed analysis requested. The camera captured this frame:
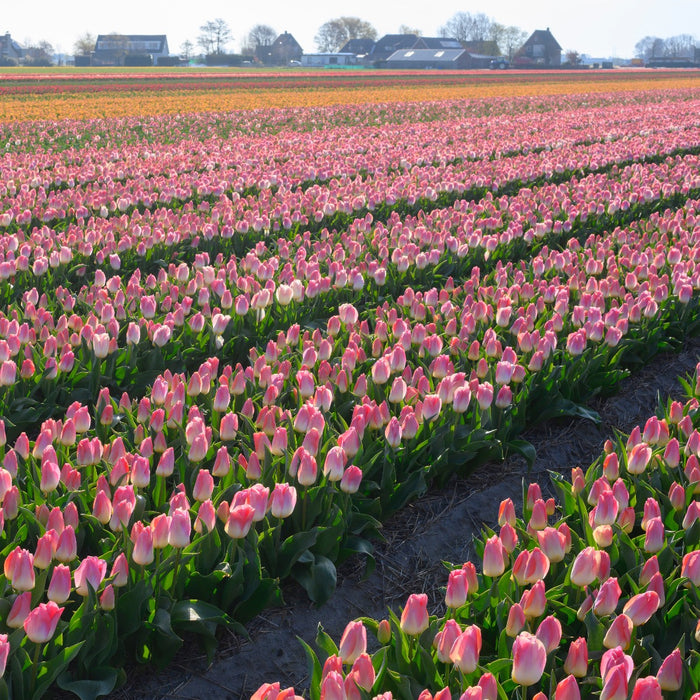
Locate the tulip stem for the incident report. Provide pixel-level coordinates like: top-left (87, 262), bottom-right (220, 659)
top-left (30, 642), bottom-right (42, 695)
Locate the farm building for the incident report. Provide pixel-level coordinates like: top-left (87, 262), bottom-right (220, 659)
top-left (0, 32), bottom-right (23, 65)
top-left (338, 38), bottom-right (376, 59)
top-left (385, 48), bottom-right (492, 70)
top-left (301, 53), bottom-right (357, 67)
top-left (90, 34), bottom-right (170, 66)
top-left (257, 32), bottom-right (303, 66)
top-left (513, 28), bottom-right (562, 67)
top-left (367, 34), bottom-right (418, 64)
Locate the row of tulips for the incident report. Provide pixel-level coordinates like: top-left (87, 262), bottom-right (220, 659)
top-left (0, 154), bottom-right (698, 437)
top-left (1, 194), bottom-right (700, 695)
top-left (257, 364), bottom-right (700, 699)
top-left (1, 92), bottom-right (698, 278)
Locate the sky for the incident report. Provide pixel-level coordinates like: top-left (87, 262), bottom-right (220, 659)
top-left (3, 0), bottom-right (699, 59)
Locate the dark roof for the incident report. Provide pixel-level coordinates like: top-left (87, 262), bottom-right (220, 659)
top-left (340, 38), bottom-right (375, 55)
top-left (413, 37), bottom-right (463, 50)
top-left (370, 34), bottom-right (417, 59)
top-left (272, 32), bottom-right (303, 51)
top-left (95, 35), bottom-right (169, 54)
top-left (386, 48), bottom-right (466, 63)
top-left (520, 29), bottom-right (562, 52)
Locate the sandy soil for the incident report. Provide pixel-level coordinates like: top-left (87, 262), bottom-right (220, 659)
top-left (107, 337), bottom-right (700, 700)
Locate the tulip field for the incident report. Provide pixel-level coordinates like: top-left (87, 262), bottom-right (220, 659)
top-left (0, 68), bottom-right (699, 699)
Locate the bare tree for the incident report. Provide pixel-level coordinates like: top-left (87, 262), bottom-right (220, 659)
top-left (180, 40), bottom-right (194, 60)
top-left (198, 18), bottom-right (232, 55)
top-left (241, 24), bottom-right (276, 56)
top-left (565, 50), bottom-right (582, 65)
top-left (634, 36), bottom-right (664, 60)
top-left (24, 40), bottom-right (54, 66)
top-left (663, 34), bottom-right (696, 57)
top-left (398, 25), bottom-right (422, 36)
top-left (315, 17), bottom-right (377, 52)
top-left (498, 25), bottom-right (527, 59)
top-left (73, 32), bottom-right (95, 56)
top-left (439, 11), bottom-right (493, 42)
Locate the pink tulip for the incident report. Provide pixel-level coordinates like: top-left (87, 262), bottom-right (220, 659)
top-left (225, 504), bottom-right (255, 539)
top-left (434, 619), bottom-right (462, 663)
top-left (7, 591), bottom-right (32, 628)
top-left (132, 527), bottom-right (154, 566)
top-left (0, 634), bottom-right (9, 677)
top-left (400, 593), bottom-right (429, 636)
top-left (600, 665), bottom-right (629, 700)
top-left (74, 555), bottom-right (108, 596)
top-left (511, 632), bottom-right (547, 687)
top-left (24, 601), bottom-right (64, 643)
top-left (340, 465), bottom-right (362, 494)
top-left (110, 552), bottom-right (129, 587)
top-left (564, 637), bottom-right (588, 677)
top-left (506, 603), bottom-right (526, 637)
top-left (630, 677), bottom-right (663, 700)
top-left (482, 535), bottom-right (505, 577)
top-left (520, 580), bottom-right (547, 619)
top-left (555, 675), bottom-right (580, 700)
top-left (603, 614), bottom-right (633, 650)
top-left (445, 568), bottom-right (469, 609)
top-left (535, 615), bottom-right (562, 654)
top-left (338, 620), bottom-right (366, 665)
top-left (622, 591), bottom-right (659, 626)
top-left (681, 550), bottom-right (700, 586)
top-left (168, 509), bottom-right (191, 548)
top-left (47, 564), bottom-right (72, 604)
top-left (594, 577), bottom-right (622, 617)
top-left (449, 624), bottom-right (481, 674)
top-left (656, 648), bottom-right (683, 691)
top-left (570, 546), bottom-right (598, 587)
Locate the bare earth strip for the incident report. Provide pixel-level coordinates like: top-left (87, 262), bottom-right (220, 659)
top-left (106, 337), bottom-right (700, 700)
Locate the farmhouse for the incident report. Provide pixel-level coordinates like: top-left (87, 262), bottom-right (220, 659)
top-left (513, 28), bottom-right (562, 67)
top-left (257, 32), bottom-right (303, 66)
top-left (0, 31), bottom-right (24, 65)
top-left (338, 38), bottom-right (375, 59)
top-left (90, 34), bottom-right (170, 66)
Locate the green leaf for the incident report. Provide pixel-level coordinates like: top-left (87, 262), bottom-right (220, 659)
top-left (32, 642), bottom-right (84, 700)
top-left (56, 666), bottom-right (120, 700)
top-left (506, 439), bottom-right (537, 470)
top-left (315, 623), bottom-right (339, 659)
top-left (293, 554), bottom-right (337, 605)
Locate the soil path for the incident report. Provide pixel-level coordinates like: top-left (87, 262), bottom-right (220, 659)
top-left (109, 338), bottom-right (700, 699)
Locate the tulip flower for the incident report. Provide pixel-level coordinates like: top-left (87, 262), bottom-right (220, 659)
top-left (338, 621), bottom-right (366, 665)
top-left (555, 675), bottom-right (580, 700)
top-left (535, 615), bottom-right (562, 654)
top-left (570, 546), bottom-right (598, 587)
top-left (511, 632), bottom-right (547, 687)
top-left (434, 619), bottom-right (461, 663)
top-left (656, 648), bottom-right (683, 691)
top-left (449, 624), bottom-right (481, 674)
top-left (482, 535), bottom-right (505, 577)
top-left (601, 665), bottom-right (629, 700)
top-left (74, 555), bottom-right (108, 596)
top-left (445, 568), bottom-right (469, 609)
top-left (225, 504), bottom-right (256, 539)
top-left (7, 591), bottom-right (32, 628)
top-left (0, 634), bottom-right (8, 677)
top-left (505, 603), bottom-right (526, 637)
top-left (622, 591), bottom-right (660, 626)
top-left (603, 614), bottom-right (633, 649)
top-left (594, 577), bottom-right (622, 617)
top-left (563, 637), bottom-right (588, 677)
top-left (24, 601), bottom-right (64, 643)
top-left (630, 677), bottom-right (662, 700)
top-left (400, 593), bottom-right (429, 636)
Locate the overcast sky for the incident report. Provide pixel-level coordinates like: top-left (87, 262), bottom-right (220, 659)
top-left (3, 0), bottom-right (699, 59)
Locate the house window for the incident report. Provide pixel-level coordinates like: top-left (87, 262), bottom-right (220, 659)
top-left (329, 56), bottom-right (337, 64)
top-left (533, 44), bottom-right (545, 58)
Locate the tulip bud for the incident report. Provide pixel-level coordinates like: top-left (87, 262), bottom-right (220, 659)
top-left (511, 632), bottom-right (547, 687)
top-left (400, 593), bottom-right (429, 636)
